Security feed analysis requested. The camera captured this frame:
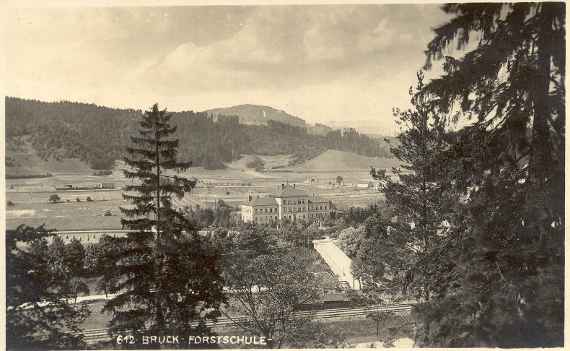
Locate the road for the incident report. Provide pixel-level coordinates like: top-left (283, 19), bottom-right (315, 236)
top-left (313, 238), bottom-right (361, 290)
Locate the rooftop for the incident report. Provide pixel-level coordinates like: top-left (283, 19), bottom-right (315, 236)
top-left (248, 197), bottom-right (278, 206)
top-left (276, 185), bottom-right (309, 198)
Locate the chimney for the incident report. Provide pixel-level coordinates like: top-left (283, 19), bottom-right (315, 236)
top-left (281, 183), bottom-right (285, 190)
top-left (293, 184), bottom-right (296, 189)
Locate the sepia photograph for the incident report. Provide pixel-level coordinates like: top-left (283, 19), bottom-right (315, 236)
top-left (3, 1), bottom-right (565, 349)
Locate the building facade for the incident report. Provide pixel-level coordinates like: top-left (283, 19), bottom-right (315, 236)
top-left (240, 184), bottom-right (333, 224)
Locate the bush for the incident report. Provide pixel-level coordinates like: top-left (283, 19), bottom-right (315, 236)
top-left (7, 200), bottom-right (15, 207)
top-left (86, 197), bottom-right (93, 202)
top-left (245, 157), bottom-right (265, 171)
top-left (76, 197), bottom-right (81, 202)
top-left (48, 194), bottom-right (61, 203)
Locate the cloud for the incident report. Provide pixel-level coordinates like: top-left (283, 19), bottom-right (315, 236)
top-left (5, 4), bottom-right (451, 135)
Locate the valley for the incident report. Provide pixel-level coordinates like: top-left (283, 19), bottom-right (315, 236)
top-left (6, 151), bottom-right (396, 231)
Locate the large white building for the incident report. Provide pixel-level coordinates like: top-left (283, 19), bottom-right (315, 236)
top-left (240, 184), bottom-right (333, 224)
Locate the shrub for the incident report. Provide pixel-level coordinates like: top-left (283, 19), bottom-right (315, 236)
top-left (48, 194), bottom-right (61, 203)
top-left (246, 157), bottom-right (265, 171)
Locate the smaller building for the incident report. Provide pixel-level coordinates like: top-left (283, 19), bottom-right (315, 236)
top-left (240, 196), bottom-right (279, 225)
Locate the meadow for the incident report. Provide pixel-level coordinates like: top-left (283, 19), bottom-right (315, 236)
top-left (6, 152), bottom-right (391, 231)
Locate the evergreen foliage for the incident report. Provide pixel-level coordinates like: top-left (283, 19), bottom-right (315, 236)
top-left (417, 3), bottom-right (564, 347)
top-left (101, 104), bottom-right (225, 341)
top-left (370, 73), bottom-right (457, 301)
top-left (367, 3), bottom-right (564, 347)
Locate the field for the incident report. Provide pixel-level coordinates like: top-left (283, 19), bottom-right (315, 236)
top-left (6, 151), bottom-right (395, 231)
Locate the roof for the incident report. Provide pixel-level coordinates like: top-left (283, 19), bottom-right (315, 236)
top-left (276, 186), bottom-right (309, 198)
top-left (250, 197), bottom-right (278, 206)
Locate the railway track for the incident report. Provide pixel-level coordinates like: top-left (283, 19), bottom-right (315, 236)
top-left (81, 304), bottom-right (413, 344)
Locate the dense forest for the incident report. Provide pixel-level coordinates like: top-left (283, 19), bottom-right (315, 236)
top-left (5, 97), bottom-right (393, 170)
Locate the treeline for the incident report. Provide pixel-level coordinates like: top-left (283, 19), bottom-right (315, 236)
top-left (5, 97), bottom-right (392, 170)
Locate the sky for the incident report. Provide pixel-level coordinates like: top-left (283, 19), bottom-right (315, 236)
top-left (5, 4), bottom-right (451, 135)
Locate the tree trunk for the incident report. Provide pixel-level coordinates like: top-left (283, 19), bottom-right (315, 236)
top-left (154, 112), bottom-right (165, 329)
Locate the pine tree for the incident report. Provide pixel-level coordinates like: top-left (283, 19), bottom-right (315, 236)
top-left (102, 104), bottom-right (225, 341)
top-left (409, 3), bottom-right (564, 346)
top-left (370, 73), bottom-right (457, 301)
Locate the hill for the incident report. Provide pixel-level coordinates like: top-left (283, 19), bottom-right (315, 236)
top-left (6, 140), bottom-right (92, 178)
top-left (205, 104), bottom-right (306, 128)
top-left (6, 97), bottom-right (394, 173)
top-left (290, 150), bottom-right (400, 171)
top-left (307, 123), bottom-right (334, 136)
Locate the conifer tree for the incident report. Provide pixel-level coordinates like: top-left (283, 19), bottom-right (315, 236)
top-left (102, 104), bottom-right (225, 340)
top-left (370, 73), bottom-right (456, 301)
top-left (407, 3), bottom-right (564, 346)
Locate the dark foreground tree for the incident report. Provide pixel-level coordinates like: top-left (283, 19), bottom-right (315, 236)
top-left (101, 104), bottom-right (225, 342)
top-left (6, 225), bottom-right (90, 349)
top-left (407, 3), bottom-right (564, 347)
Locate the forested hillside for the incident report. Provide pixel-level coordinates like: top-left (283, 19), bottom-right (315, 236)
top-left (6, 97), bottom-right (393, 170)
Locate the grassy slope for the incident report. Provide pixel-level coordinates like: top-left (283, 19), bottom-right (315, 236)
top-left (7, 140), bottom-right (92, 176)
top-left (290, 149), bottom-right (400, 172)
